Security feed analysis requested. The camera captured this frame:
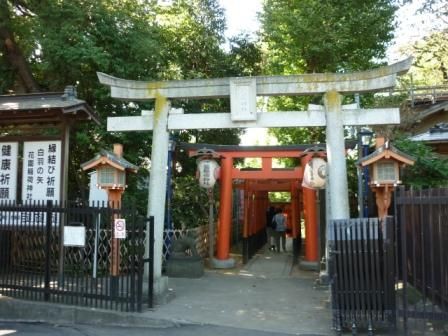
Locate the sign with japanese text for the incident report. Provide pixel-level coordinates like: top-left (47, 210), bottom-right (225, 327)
top-left (22, 141), bottom-right (62, 202)
top-left (0, 142), bottom-right (18, 201)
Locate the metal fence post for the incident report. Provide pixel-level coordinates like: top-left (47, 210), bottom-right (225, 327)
top-left (44, 200), bottom-right (53, 302)
top-left (148, 216), bottom-right (154, 309)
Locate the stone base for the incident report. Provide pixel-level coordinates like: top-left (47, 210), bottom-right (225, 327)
top-left (143, 275), bottom-right (170, 306)
top-left (318, 270), bottom-right (330, 286)
top-left (299, 260), bottom-right (320, 271)
top-left (166, 256), bottom-right (204, 278)
top-left (209, 257), bottom-right (235, 269)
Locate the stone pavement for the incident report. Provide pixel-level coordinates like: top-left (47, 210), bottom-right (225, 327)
top-left (1, 241), bottom-right (445, 335)
top-left (0, 243), bottom-right (334, 335)
top-left (150, 246), bottom-right (333, 335)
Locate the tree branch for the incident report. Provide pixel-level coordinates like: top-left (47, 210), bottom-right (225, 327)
top-left (0, 26), bottom-right (40, 93)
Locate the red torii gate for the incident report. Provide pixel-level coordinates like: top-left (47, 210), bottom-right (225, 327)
top-left (186, 144), bottom-right (321, 267)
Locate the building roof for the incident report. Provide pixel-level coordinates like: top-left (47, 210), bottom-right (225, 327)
top-left (0, 87), bottom-right (100, 125)
top-left (410, 123), bottom-right (448, 143)
top-left (81, 149), bottom-right (138, 173)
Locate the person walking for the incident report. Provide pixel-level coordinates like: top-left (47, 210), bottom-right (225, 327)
top-left (273, 207), bottom-right (287, 252)
top-left (266, 205), bottom-right (276, 251)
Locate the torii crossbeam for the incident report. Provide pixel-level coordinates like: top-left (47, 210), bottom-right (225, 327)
top-left (97, 57), bottom-right (412, 293)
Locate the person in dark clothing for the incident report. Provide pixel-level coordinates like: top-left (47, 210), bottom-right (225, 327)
top-left (273, 207), bottom-right (287, 252)
top-left (266, 205), bottom-right (276, 251)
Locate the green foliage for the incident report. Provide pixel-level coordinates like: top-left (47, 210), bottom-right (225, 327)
top-left (260, 0), bottom-right (397, 74)
top-left (362, 92), bottom-right (409, 109)
top-left (346, 154), bottom-right (361, 217)
top-left (260, 0), bottom-right (398, 145)
top-left (268, 192), bottom-right (291, 203)
top-left (226, 33), bottom-right (263, 77)
top-left (156, 0), bottom-right (227, 79)
top-left (404, 30), bottom-right (448, 85)
top-left (394, 136), bottom-right (448, 187)
top-left (171, 175), bottom-right (218, 229)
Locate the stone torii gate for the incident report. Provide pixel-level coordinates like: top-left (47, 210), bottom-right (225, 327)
top-left (97, 57), bottom-right (412, 293)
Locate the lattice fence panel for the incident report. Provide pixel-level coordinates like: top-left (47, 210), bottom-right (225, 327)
top-left (163, 225), bottom-right (216, 261)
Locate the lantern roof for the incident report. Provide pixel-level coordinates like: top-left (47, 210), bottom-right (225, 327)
top-left (358, 140), bottom-right (415, 167)
top-left (81, 149), bottom-right (138, 173)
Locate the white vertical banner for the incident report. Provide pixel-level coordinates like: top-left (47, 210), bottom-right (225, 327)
top-left (0, 142), bottom-right (18, 201)
top-left (22, 141), bottom-right (62, 202)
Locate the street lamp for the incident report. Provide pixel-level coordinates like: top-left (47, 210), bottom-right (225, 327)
top-left (165, 137), bottom-right (176, 231)
top-left (357, 128), bottom-right (373, 218)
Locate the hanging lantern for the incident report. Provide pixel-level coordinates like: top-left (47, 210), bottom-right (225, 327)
top-left (197, 159), bottom-right (220, 189)
top-left (302, 157), bottom-right (327, 189)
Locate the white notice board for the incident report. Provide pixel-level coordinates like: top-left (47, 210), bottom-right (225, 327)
top-left (63, 226), bottom-right (86, 247)
top-left (22, 141), bottom-right (62, 202)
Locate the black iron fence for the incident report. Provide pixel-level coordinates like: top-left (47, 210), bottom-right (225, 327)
top-left (395, 187), bottom-right (448, 333)
top-left (242, 228), bottom-right (266, 264)
top-left (0, 200), bottom-right (153, 312)
top-left (328, 217), bottom-right (396, 335)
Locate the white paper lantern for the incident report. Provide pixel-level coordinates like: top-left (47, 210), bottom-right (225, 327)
top-left (302, 157), bottom-right (327, 189)
top-left (197, 159), bottom-right (220, 189)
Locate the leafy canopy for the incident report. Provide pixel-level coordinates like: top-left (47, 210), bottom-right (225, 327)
top-left (0, 0), bottom-right (263, 220)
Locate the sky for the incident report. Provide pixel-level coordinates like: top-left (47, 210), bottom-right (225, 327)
top-left (218, 0), bottom-right (262, 38)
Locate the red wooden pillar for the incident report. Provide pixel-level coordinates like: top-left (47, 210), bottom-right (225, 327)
top-left (255, 191), bottom-right (263, 233)
top-left (216, 156), bottom-right (233, 261)
top-left (261, 191), bottom-right (269, 229)
top-left (301, 155), bottom-right (319, 263)
top-left (303, 187), bottom-right (318, 262)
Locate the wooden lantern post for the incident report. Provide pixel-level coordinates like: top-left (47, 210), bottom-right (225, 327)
top-left (81, 144), bottom-right (138, 276)
top-left (359, 137), bottom-right (415, 219)
top-left (191, 148), bottom-right (221, 264)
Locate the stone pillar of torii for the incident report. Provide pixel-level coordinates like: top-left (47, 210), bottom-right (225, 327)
top-left (97, 57), bottom-right (412, 294)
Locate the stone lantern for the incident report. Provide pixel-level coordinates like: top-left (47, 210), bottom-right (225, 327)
top-left (81, 144), bottom-right (138, 276)
top-left (358, 137), bottom-right (415, 219)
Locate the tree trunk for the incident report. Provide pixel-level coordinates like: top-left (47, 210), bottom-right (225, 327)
top-left (0, 13), bottom-right (40, 93)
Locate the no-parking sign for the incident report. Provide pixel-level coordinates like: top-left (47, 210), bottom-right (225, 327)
top-left (114, 218), bottom-right (126, 239)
